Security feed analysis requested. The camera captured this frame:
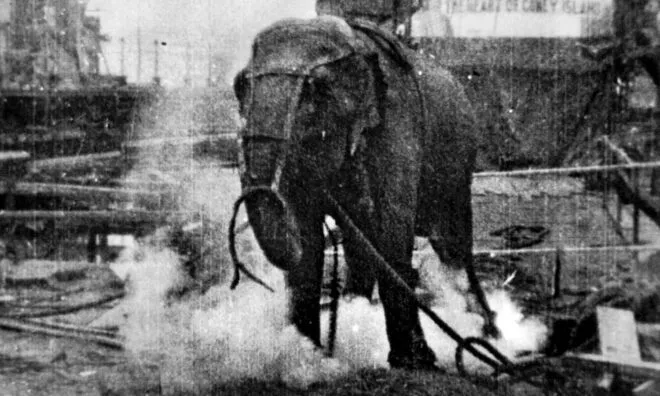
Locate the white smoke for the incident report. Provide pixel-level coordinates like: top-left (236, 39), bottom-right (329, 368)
top-left (109, 212), bottom-right (548, 393)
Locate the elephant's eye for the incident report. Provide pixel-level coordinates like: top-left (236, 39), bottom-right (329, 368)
top-left (300, 101), bottom-right (315, 115)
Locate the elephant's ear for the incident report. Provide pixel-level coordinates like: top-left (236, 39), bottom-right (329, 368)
top-left (233, 69), bottom-right (249, 115)
top-left (349, 52), bottom-right (385, 157)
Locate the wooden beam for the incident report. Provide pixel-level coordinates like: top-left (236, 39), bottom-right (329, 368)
top-left (31, 151), bottom-right (121, 171)
top-left (0, 182), bottom-right (165, 208)
top-left (597, 136), bottom-right (660, 229)
top-left (564, 353), bottom-right (660, 382)
top-left (0, 316), bottom-right (124, 349)
top-left (0, 210), bottom-right (177, 229)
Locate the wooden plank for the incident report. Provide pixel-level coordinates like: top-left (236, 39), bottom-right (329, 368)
top-left (0, 151), bottom-right (30, 162)
top-left (597, 306), bottom-right (642, 361)
top-left (0, 151), bottom-right (31, 178)
top-left (473, 160), bottom-right (660, 177)
top-left (635, 380), bottom-right (660, 396)
top-left (0, 182), bottom-right (164, 207)
top-left (7, 260), bottom-right (93, 282)
top-left (30, 151), bottom-right (121, 171)
top-left (564, 353), bottom-right (660, 381)
top-left (0, 210), bottom-right (174, 230)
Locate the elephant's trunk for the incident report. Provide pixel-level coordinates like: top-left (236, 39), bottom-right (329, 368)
top-left (242, 138), bottom-right (303, 271)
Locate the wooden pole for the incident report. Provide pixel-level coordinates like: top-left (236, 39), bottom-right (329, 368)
top-left (0, 182), bottom-right (163, 206)
top-left (0, 210), bottom-right (177, 229)
top-left (207, 42), bottom-right (212, 87)
top-left (553, 247), bottom-right (564, 299)
top-left (120, 37), bottom-right (125, 76)
top-left (136, 26), bottom-right (141, 82)
top-left (0, 317), bottom-right (124, 349)
top-left (392, 0), bottom-right (400, 34)
top-left (153, 39), bottom-right (159, 82)
top-left (185, 41), bottom-right (191, 87)
top-left (474, 160), bottom-right (660, 177)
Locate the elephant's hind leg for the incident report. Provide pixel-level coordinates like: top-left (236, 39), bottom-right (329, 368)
top-left (427, 185), bottom-right (499, 337)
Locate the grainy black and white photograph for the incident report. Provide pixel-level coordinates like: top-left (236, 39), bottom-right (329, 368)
top-left (0, 0), bottom-right (659, 394)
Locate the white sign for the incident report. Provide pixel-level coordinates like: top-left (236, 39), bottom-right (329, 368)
top-left (412, 0), bottom-right (613, 38)
top-left (442, 0), bottom-right (607, 14)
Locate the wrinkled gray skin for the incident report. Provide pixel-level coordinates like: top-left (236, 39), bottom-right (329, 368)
top-left (234, 17), bottom-right (491, 368)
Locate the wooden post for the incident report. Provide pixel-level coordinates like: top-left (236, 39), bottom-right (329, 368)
top-left (651, 113), bottom-right (660, 196)
top-left (120, 37), bottom-right (125, 76)
top-left (207, 42), bottom-right (212, 87)
top-left (617, 189), bottom-right (623, 227)
top-left (392, 0), bottom-right (400, 35)
top-left (87, 228), bottom-right (97, 263)
top-left (404, 0), bottom-right (413, 38)
top-left (153, 39), bottom-right (160, 85)
top-left (184, 41), bottom-right (191, 87)
top-left (553, 247), bottom-right (563, 299)
top-left (136, 26), bottom-right (141, 82)
top-left (633, 169), bottom-right (641, 244)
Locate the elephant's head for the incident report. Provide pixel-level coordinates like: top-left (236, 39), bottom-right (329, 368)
top-left (233, 17), bottom-right (383, 270)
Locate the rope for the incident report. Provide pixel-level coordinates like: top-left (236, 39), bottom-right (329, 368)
top-left (324, 221), bottom-right (341, 358)
top-left (323, 190), bottom-right (574, 392)
top-left (323, 191), bottom-right (509, 371)
top-left (227, 186), bottom-right (277, 293)
top-left (455, 336), bottom-right (511, 377)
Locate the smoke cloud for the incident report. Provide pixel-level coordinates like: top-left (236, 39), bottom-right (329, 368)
top-left (111, 224), bottom-right (547, 393)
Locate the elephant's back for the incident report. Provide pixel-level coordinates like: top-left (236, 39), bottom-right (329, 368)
top-left (414, 54), bottom-right (478, 151)
top-left (413, 54), bottom-right (479, 235)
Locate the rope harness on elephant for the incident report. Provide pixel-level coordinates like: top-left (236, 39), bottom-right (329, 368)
top-left (227, 186), bottom-right (281, 293)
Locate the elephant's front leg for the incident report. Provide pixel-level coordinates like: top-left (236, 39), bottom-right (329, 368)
top-left (286, 206), bottom-right (326, 347)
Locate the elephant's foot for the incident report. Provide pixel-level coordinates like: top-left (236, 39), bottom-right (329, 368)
top-left (463, 287), bottom-right (501, 339)
top-left (387, 337), bottom-right (439, 371)
top-left (342, 293), bottom-right (380, 305)
top-left (481, 311), bottom-right (501, 339)
top-left (469, 300), bottom-right (501, 339)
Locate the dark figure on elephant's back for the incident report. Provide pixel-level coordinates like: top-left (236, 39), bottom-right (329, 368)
top-left (233, 16), bottom-right (497, 370)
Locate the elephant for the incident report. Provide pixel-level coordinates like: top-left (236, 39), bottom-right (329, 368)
top-left (232, 16), bottom-right (497, 369)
